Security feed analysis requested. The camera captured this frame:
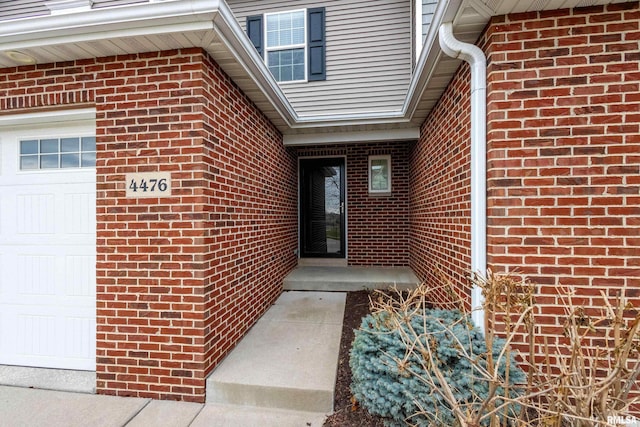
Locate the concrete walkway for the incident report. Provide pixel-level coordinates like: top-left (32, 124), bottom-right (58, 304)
top-left (284, 266), bottom-right (419, 291)
top-left (0, 291), bottom-right (345, 427)
top-left (206, 291), bottom-right (345, 413)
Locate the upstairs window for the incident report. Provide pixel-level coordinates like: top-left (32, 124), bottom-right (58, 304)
top-left (266, 10), bottom-right (306, 82)
top-left (247, 8), bottom-right (326, 83)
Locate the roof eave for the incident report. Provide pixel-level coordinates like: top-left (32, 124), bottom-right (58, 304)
top-left (0, 0), bottom-right (299, 131)
top-left (0, 0), bottom-right (483, 142)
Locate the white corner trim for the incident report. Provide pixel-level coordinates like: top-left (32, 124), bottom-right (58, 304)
top-left (0, 108), bottom-right (96, 127)
top-left (415, 0), bottom-right (423, 61)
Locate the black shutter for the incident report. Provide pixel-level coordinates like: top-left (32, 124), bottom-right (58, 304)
top-left (246, 15), bottom-right (264, 57)
top-left (307, 7), bottom-right (326, 81)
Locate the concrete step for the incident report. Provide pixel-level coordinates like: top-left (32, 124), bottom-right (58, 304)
top-left (283, 266), bottom-right (420, 291)
top-left (191, 403), bottom-right (326, 427)
top-left (206, 291), bottom-right (345, 413)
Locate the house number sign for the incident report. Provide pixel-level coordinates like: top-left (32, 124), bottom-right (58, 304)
top-left (125, 172), bottom-right (171, 198)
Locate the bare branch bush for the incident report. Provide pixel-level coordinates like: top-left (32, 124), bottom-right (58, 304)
top-left (523, 286), bottom-right (640, 427)
top-left (355, 271), bottom-right (640, 427)
top-left (362, 273), bottom-right (529, 427)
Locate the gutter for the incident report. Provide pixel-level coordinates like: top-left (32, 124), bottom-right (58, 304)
top-left (0, 0), bottom-right (221, 46)
top-left (438, 22), bottom-right (487, 333)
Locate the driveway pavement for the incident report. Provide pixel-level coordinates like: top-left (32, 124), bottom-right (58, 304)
top-left (0, 385), bottom-right (327, 427)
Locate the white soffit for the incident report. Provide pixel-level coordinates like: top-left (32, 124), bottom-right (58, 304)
top-left (283, 127), bottom-right (421, 146)
top-left (475, 0), bottom-right (633, 14)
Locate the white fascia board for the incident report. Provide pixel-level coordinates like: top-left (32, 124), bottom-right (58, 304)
top-left (0, 108), bottom-right (96, 127)
top-left (2, 20), bottom-right (215, 52)
top-left (211, 1), bottom-right (298, 127)
top-left (283, 127), bottom-right (420, 146)
top-left (0, 1), bottom-right (219, 48)
top-left (293, 111), bottom-right (408, 127)
top-left (402, 0), bottom-right (463, 119)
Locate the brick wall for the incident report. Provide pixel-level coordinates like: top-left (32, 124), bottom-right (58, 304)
top-left (408, 64), bottom-right (472, 301)
top-left (0, 48), bottom-right (297, 402)
top-left (484, 2), bottom-right (640, 349)
top-left (199, 54), bottom-right (298, 376)
top-left (409, 2), bottom-right (640, 353)
top-left (296, 142), bottom-right (410, 266)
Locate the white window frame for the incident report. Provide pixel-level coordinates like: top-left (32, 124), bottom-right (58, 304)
top-left (264, 9), bottom-right (308, 83)
top-left (368, 155), bottom-right (391, 194)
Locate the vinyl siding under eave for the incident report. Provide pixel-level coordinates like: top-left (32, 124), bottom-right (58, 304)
top-left (0, 0), bottom-right (48, 21)
top-left (92, 0), bottom-right (147, 9)
top-left (422, 0), bottom-right (438, 43)
top-left (0, 0), bottom-right (148, 21)
top-left (228, 0), bottom-right (412, 117)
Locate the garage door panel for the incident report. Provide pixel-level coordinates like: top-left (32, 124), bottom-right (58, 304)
top-left (1, 249), bottom-right (95, 303)
top-left (0, 123), bottom-right (96, 371)
top-left (16, 193), bottom-right (56, 235)
top-left (1, 187), bottom-right (94, 245)
top-left (0, 276), bottom-right (95, 370)
top-left (17, 254), bottom-right (57, 296)
top-left (1, 311), bottom-right (95, 370)
top-left (65, 254), bottom-right (96, 297)
top-left (64, 316), bottom-right (94, 361)
top-left (64, 192), bottom-right (96, 236)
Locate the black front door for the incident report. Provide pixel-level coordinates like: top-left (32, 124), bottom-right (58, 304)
top-left (300, 158), bottom-right (345, 258)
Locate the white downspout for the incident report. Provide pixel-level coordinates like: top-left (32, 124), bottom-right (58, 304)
top-left (438, 22), bottom-right (487, 333)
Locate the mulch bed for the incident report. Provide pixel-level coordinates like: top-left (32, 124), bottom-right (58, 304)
top-left (323, 290), bottom-right (385, 427)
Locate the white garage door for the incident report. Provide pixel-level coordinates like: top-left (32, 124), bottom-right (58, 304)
top-left (0, 119), bottom-right (96, 371)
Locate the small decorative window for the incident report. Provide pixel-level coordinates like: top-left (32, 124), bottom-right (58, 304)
top-left (265, 10), bottom-right (307, 82)
top-left (368, 155), bottom-right (391, 193)
top-left (20, 136), bottom-right (96, 170)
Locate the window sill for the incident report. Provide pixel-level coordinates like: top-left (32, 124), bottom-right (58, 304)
top-left (277, 79), bottom-right (308, 85)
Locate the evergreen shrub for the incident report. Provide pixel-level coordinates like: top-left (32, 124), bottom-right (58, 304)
top-left (350, 308), bottom-right (525, 426)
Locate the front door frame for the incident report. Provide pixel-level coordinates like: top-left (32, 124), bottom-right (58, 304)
top-left (298, 156), bottom-right (347, 259)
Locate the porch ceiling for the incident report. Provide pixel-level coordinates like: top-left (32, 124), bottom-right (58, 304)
top-left (0, 0), bottom-right (636, 144)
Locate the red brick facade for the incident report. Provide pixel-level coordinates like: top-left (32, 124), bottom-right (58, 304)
top-left (409, 66), bottom-right (472, 300)
top-left (0, 48), bottom-right (297, 402)
top-left (1, 0), bottom-right (639, 404)
top-left (484, 2), bottom-right (640, 346)
top-left (296, 142), bottom-right (410, 266)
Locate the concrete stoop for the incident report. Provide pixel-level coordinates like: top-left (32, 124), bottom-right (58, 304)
top-left (206, 291), bottom-right (346, 414)
top-left (284, 266), bottom-right (420, 291)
